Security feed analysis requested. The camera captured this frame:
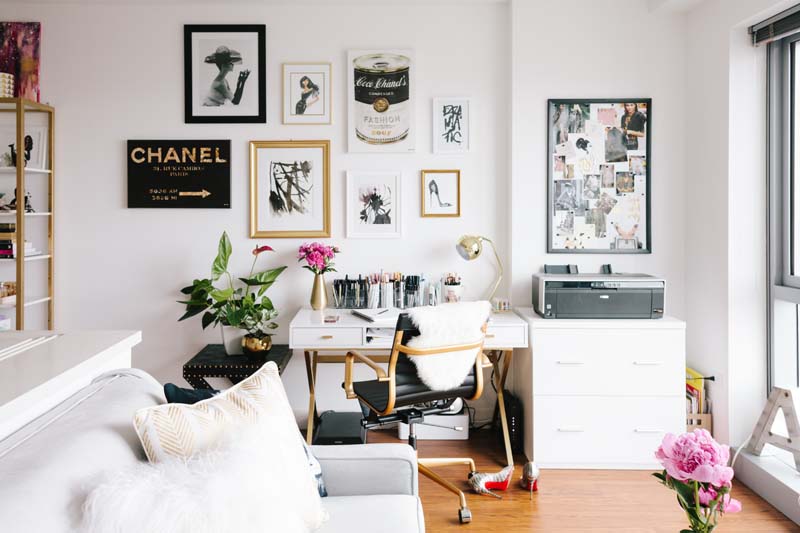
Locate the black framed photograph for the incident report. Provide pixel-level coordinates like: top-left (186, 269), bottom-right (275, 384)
top-left (184, 24), bottom-right (266, 124)
top-left (547, 98), bottom-right (651, 253)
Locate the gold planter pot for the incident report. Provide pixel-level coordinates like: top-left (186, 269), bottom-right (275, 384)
top-left (243, 334), bottom-right (273, 354)
top-left (310, 273), bottom-right (327, 310)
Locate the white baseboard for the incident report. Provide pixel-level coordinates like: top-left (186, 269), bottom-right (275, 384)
top-left (735, 450), bottom-right (800, 525)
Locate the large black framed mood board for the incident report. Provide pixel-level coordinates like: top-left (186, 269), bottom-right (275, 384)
top-left (547, 98), bottom-right (651, 254)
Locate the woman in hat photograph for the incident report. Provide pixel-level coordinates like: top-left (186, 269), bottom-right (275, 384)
top-left (202, 45), bottom-right (250, 107)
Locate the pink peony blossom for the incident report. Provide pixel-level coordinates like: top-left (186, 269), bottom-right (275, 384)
top-left (655, 429), bottom-right (733, 486)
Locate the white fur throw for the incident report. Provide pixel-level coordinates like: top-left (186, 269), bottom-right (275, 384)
top-left (405, 301), bottom-right (491, 391)
top-left (81, 420), bottom-right (327, 533)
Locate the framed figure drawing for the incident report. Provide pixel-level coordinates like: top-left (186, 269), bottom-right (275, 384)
top-left (421, 169), bottom-right (460, 217)
top-left (184, 25), bottom-right (266, 124)
top-left (0, 125), bottom-right (47, 169)
top-left (547, 98), bottom-right (651, 253)
top-left (250, 140), bottom-right (330, 238)
top-left (346, 171), bottom-right (402, 238)
top-left (282, 63), bottom-right (331, 125)
top-left (347, 50), bottom-right (415, 153)
top-left (433, 98), bottom-right (471, 154)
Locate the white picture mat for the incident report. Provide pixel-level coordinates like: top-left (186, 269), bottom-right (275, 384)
top-left (254, 146), bottom-right (325, 233)
top-left (191, 31), bottom-right (261, 117)
top-left (346, 171), bottom-right (402, 238)
top-left (283, 63), bottom-right (331, 125)
top-left (422, 171), bottom-right (459, 215)
top-left (347, 49), bottom-right (415, 153)
top-left (433, 98), bottom-right (472, 154)
top-left (0, 126), bottom-right (47, 170)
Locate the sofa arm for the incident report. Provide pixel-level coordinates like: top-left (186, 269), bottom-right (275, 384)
top-left (311, 443), bottom-right (418, 497)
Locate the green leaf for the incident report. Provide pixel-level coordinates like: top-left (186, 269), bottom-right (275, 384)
top-left (266, 321), bottom-right (279, 329)
top-left (209, 288), bottom-right (234, 302)
top-left (176, 299), bottom-right (209, 306)
top-left (178, 305), bottom-right (206, 321)
top-left (652, 471), bottom-right (667, 482)
top-left (201, 311), bottom-right (216, 330)
top-left (260, 296), bottom-right (274, 310)
top-left (227, 306), bottom-right (246, 327)
top-left (211, 232), bottom-right (232, 281)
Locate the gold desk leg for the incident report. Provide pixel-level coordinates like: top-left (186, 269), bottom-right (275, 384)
top-left (418, 461), bottom-right (469, 512)
top-left (304, 350), bottom-right (318, 445)
top-left (419, 457), bottom-right (477, 472)
top-left (490, 349), bottom-right (515, 469)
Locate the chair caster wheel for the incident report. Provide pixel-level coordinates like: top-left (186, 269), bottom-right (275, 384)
top-left (459, 508), bottom-right (472, 524)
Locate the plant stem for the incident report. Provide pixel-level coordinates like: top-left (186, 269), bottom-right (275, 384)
top-left (247, 254), bottom-right (258, 299)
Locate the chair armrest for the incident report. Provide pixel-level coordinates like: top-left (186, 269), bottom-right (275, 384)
top-left (311, 443), bottom-right (418, 497)
top-left (344, 350), bottom-right (388, 399)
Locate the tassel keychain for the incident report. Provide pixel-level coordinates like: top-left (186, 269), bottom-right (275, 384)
top-left (467, 465), bottom-right (514, 498)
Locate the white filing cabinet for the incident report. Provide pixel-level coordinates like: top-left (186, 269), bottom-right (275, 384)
top-left (511, 308), bottom-right (686, 469)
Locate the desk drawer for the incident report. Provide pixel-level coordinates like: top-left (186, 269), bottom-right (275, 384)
top-left (292, 327), bottom-right (363, 348)
top-left (485, 326), bottom-right (527, 348)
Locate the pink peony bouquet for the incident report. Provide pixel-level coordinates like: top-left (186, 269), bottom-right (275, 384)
top-left (298, 242), bottom-right (339, 275)
top-left (654, 429), bottom-right (741, 532)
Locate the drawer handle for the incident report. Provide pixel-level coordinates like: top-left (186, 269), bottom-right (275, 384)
top-left (634, 428), bottom-right (664, 434)
top-left (320, 335), bottom-right (334, 340)
top-left (557, 427), bottom-right (585, 433)
top-left (632, 361), bottom-right (662, 366)
top-left (485, 334), bottom-right (496, 338)
top-left (556, 361), bottom-right (585, 366)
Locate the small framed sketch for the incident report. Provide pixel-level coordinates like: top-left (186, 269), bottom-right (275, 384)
top-left (184, 24), bottom-right (266, 124)
top-left (346, 171), bottom-right (402, 238)
top-left (433, 98), bottom-right (471, 154)
top-left (347, 50), bottom-right (415, 153)
top-left (0, 125), bottom-right (47, 169)
top-left (249, 140), bottom-right (330, 238)
top-left (421, 169), bottom-right (460, 217)
top-left (282, 63), bottom-right (331, 125)
top-left (547, 98), bottom-right (651, 253)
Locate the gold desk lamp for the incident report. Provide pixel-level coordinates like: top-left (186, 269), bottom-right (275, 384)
top-left (456, 235), bottom-right (503, 302)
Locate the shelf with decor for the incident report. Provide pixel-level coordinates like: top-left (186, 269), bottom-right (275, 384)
top-left (0, 97), bottom-right (54, 330)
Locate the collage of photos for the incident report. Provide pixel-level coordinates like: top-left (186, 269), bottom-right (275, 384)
top-left (547, 99), bottom-right (650, 253)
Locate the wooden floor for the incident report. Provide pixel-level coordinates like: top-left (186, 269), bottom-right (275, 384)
top-left (367, 429), bottom-right (799, 532)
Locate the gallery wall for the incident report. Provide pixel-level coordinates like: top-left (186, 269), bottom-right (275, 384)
top-left (2, 1), bottom-right (510, 422)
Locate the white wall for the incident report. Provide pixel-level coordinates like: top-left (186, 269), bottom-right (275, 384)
top-left (509, 0), bottom-right (688, 315)
top-left (3, 1), bottom-right (510, 423)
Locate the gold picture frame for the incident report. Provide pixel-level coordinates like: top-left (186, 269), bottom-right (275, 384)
top-left (421, 169), bottom-right (460, 218)
top-left (249, 140), bottom-right (330, 238)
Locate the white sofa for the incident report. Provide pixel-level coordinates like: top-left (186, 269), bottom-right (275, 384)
top-left (0, 369), bottom-right (425, 533)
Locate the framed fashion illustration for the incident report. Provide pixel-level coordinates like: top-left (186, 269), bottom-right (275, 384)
top-left (421, 169), bottom-right (460, 217)
top-left (282, 63), bottom-right (331, 125)
top-left (346, 171), bottom-right (402, 238)
top-left (184, 24), bottom-right (266, 124)
top-left (547, 98), bottom-right (651, 253)
top-left (249, 140), bottom-right (330, 238)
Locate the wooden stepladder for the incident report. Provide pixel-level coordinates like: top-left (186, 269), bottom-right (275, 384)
top-left (747, 388), bottom-right (800, 469)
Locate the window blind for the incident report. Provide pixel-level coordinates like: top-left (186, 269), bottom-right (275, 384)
top-left (751, 4), bottom-right (800, 46)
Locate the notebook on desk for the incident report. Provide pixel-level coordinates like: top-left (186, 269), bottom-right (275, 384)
top-left (350, 308), bottom-right (402, 325)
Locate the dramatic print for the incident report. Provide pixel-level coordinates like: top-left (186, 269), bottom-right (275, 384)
top-left (433, 98), bottom-right (471, 153)
top-left (548, 99), bottom-right (650, 253)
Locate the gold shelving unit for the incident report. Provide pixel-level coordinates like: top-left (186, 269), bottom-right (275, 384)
top-left (0, 97), bottom-right (54, 330)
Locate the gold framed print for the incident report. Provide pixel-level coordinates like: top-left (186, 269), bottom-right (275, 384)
top-left (249, 140), bottom-right (330, 238)
top-left (421, 169), bottom-right (460, 217)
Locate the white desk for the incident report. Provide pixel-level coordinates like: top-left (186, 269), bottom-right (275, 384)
top-left (289, 308), bottom-right (528, 465)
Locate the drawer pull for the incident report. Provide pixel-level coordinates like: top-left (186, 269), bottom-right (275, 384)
top-left (634, 428), bottom-right (664, 434)
top-left (485, 334), bottom-right (496, 338)
top-left (556, 361), bottom-right (585, 366)
top-left (557, 427), bottom-right (585, 433)
top-left (320, 335), bottom-right (334, 340)
top-left (632, 361), bottom-right (662, 366)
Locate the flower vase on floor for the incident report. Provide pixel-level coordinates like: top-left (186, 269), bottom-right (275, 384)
top-left (310, 273), bottom-right (327, 311)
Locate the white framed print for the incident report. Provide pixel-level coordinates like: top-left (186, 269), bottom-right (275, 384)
top-left (282, 63), bottom-right (331, 125)
top-left (433, 98), bottom-right (471, 154)
top-left (346, 170), bottom-right (402, 238)
top-left (249, 140), bottom-right (330, 238)
top-left (421, 169), bottom-right (460, 217)
top-left (347, 50), bottom-right (415, 153)
top-left (0, 125), bottom-right (47, 170)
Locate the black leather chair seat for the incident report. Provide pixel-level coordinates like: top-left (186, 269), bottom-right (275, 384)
top-left (353, 366), bottom-right (477, 413)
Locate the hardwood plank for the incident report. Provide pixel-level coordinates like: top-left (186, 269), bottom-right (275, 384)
top-left (367, 429), bottom-right (798, 532)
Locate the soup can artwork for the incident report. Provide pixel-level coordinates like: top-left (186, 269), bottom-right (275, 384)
top-left (0, 73), bottom-right (14, 98)
top-left (352, 53), bottom-right (410, 145)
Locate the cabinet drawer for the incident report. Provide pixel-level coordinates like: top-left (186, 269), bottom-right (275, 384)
top-left (533, 395), bottom-right (684, 468)
top-left (533, 328), bottom-right (683, 396)
top-left (485, 326), bottom-right (527, 348)
top-left (291, 327), bottom-right (363, 348)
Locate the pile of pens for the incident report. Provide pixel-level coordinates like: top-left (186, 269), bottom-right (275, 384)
top-left (331, 271), bottom-right (449, 309)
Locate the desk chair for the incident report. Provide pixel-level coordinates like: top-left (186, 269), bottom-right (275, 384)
top-left (343, 313), bottom-right (488, 524)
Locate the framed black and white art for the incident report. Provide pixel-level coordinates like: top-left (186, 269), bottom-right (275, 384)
top-left (282, 63), bottom-right (331, 125)
top-left (347, 50), bottom-right (415, 153)
top-left (421, 169), bottom-right (460, 217)
top-left (184, 25), bottom-right (266, 124)
top-left (346, 171), bottom-right (402, 238)
top-left (249, 140), bottom-right (330, 238)
top-left (547, 98), bottom-right (651, 253)
top-left (433, 98), bottom-right (471, 154)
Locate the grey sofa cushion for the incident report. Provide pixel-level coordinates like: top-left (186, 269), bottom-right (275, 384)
top-left (320, 495), bottom-right (425, 533)
top-left (312, 443), bottom-right (418, 497)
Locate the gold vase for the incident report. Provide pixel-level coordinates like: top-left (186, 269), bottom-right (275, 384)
top-left (242, 334), bottom-right (272, 354)
top-left (310, 273), bottom-right (327, 310)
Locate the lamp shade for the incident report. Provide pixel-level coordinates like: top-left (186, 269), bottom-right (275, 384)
top-left (456, 235), bottom-right (483, 261)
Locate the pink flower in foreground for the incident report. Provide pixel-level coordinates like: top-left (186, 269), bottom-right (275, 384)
top-left (306, 250), bottom-right (324, 270)
top-left (252, 244), bottom-right (274, 256)
top-left (655, 429), bottom-right (733, 486)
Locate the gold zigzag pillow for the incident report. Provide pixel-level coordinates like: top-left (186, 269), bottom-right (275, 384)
top-left (133, 361), bottom-right (298, 463)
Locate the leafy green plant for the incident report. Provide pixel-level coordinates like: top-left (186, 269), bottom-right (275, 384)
top-left (178, 232), bottom-right (287, 337)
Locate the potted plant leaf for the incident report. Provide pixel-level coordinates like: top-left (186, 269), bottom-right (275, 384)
top-left (178, 232), bottom-right (287, 355)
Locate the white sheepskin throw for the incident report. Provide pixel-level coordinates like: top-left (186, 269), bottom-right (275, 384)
top-left (81, 424), bottom-right (327, 533)
top-left (405, 301), bottom-right (492, 391)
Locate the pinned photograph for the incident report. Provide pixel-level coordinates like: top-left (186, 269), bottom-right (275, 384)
top-left (630, 155), bottom-right (646, 175)
top-left (421, 169), bottom-right (460, 217)
top-left (347, 171), bottom-right (402, 238)
top-left (554, 179), bottom-right (582, 211)
top-left (584, 175), bottom-right (600, 200)
top-left (184, 25), bottom-right (266, 123)
top-left (283, 63), bottom-right (331, 125)
top-left (600, 164), bottom-right (615, 188)
top-left (616, 172), bottom-right (635, 194)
